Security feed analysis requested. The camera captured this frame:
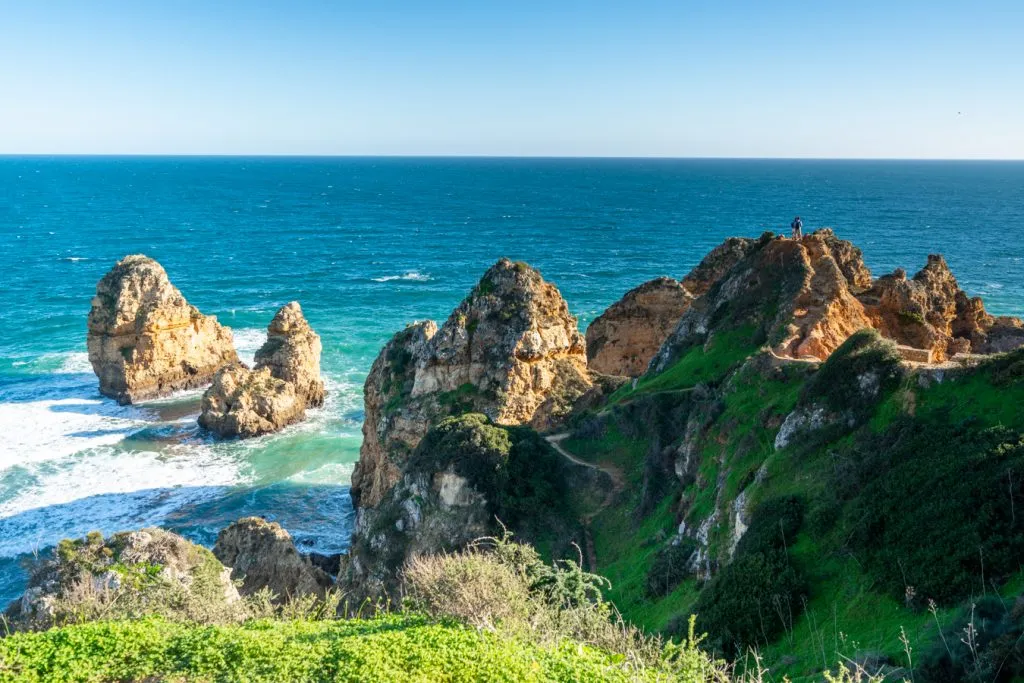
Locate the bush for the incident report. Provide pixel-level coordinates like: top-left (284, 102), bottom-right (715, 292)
top-left (917, 595), bottom-right (1024, 683)
top-left (689, 549), bottom-right (807, 656)
top-left (802, 329), bottom-right (902, 421)
top-left (844, 416), bottom-right (1024, 604)
top-left (735, 496), bottom-right (804, 557)
top-left (646, 540), bottom-right (697, 598)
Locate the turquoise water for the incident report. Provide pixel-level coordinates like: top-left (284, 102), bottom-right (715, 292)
top-left (2, 157), bottom-right (1023, 604)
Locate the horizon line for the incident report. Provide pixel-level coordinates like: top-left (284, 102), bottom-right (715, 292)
top-left (2, 153), bottom-right (1024, 162)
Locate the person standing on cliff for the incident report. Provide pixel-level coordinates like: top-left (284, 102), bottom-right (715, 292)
top-left (791, 216), bottom-right (803, 239)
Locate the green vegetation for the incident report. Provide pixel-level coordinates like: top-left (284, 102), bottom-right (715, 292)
top-left (408, 414), bottom-right (571, 529)
top-left (553, 329), bottom-right (1024, 680)
top-left (609, 325), bottom-right (759, 402)
top-left (0, 614), bottom-right (670, 683)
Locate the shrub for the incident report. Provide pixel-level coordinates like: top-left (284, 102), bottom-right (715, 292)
top-left (844, 416), bottom-right (1024, 604)
top-left (645, 540), bottom-right (697, 598)
top-left (734, 496), bottom-right (804, 557)
top-left (917, 595), bottom-right (1024, 683)
top-left (801, 329), bottom-right (902, 421)
top-left (690, 548), bottom-right (807, 656)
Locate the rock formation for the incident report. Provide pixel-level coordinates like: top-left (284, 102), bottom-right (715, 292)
top-left (254, 302), bottom-right (325, 407)
top-left (7, 529), bottom-right (241, 628)
top-left (87, 255), bottom-right (238, 404)
top-left (199, 302), bottom-right (326, 439)
top-left (858, 255), bottom-right (1024, 361)
top-left (198, 364), bottom-right (305, 438)
top-left (680, 237), bottom-right (757, 297)
top-left (586, 278), bottom-right (694, 377)
top-left (651, 230), bottom-right (875, 371)
top-left (351, 258), bottom-right (591, 509)
top-left (346, 413), bottom-right (594, 600)
top-left (213, 517), bottom-right (332, 602)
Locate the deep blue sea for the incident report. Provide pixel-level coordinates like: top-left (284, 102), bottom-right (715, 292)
top-left (1, 156), bottom-right (1023, 605)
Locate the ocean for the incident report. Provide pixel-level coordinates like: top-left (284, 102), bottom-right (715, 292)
top-left (1, 156), bottom-right (1023, 605)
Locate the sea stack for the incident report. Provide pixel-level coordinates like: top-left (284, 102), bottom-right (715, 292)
top-left (199, 301), bottom-right (325, 438)
top-left (351, 257), bottom-right (592, 509)
top-left (87, 255), bottom-right (238, 404)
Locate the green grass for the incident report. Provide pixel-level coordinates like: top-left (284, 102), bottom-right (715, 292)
top-left (0, 614), bottom-right (671, 683)
top-left (608, 326), bottom-right (759, 403)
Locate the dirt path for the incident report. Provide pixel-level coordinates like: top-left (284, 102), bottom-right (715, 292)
top-left (545, 433), bottom-right (626, 571)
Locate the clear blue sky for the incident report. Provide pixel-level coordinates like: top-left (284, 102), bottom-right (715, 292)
top-left (1, 0), bottom-right (1022, 158)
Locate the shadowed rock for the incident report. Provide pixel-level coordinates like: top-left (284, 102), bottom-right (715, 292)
top-left (213, 517), bottom-right (332, 602)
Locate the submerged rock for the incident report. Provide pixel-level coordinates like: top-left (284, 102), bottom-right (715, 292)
top-left (586, 277), bottom-right (693, 377)
top-left (87, 255), bottom-right (238, 404)
top-left (198, 364), bottom-right (305, 438)
top-left (254, 301), bottom-right (326, 407)
top-left (213, 517), bottom-right (332, 602)
top-left (351, 258), bottom-right (591, 508)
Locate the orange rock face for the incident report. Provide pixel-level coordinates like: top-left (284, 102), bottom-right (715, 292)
top-left (586, 277), bottom-right (694, 377)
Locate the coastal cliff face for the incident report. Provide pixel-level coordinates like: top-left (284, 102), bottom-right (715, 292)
top-left (87, 255), bottom-right (238, 404)
top-left (350, 258), bottom-right (590, 509)
top-left (213, 517), bottom-right (332, 602)
top-left (586, 277), bottom-right (693, 377)
top-left (199, 302), bottom-right (325, 439)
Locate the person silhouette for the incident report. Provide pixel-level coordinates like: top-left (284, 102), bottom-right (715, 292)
top-left (791, 216), bottom-right (803, 239)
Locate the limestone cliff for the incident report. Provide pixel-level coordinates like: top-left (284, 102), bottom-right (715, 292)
top-left (213, 517), bottom-right (332, 602)
top-left (198, 364), bottom-right (305, 438)
top-left (351, 259), bottom-right (590, 509)
top-left (254, 302), bottom-right (326, 407)
top-left (345, 413), bottom-right (593, 600)
top-left (651, 230), bottom-right (874, 371)
top-left (858, 255), bottom-right (1024, 361)
top-left (585, 277), bottom-right (693, 377)
top-left (87, 255), bottom-right (238, 404)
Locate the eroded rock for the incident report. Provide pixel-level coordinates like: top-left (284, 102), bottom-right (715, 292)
top-left (213, 517), bottom-right (332, 602)
top-left (351, 259), bottom-right (591, 508)
top-left (7, 529), bottom-right (240, 628)
top-left (87, 255), bottom-right (238, 403)
top-left (255, 302), bottom-right (326, 407)
top-left (198, 364), bottom-right (305, 438)
top-left (586, 277), bottom-right (694, 377)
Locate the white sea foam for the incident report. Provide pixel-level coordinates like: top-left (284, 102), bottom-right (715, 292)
top-left (231, 328), bottom-right (266, 366)
top-left (371, 271), bottom-right (432, 283)
top-left (0, 447), bottom-right (243, 557)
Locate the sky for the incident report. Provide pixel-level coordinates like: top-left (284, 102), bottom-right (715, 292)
top-left (1, 1), bottom-right (1022, 158)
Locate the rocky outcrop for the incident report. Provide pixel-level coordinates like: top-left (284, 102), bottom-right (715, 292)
top-left (586, 277), bottom-right (693, 377)
top-left (198, 364), bottom-right (305, 438)
top-left (859, 255), bottom-right (1024, 361)
top-left (350, 259), bottom-right (591, 509)
top-left (680, 237), bottom-right (757, 298)
top-left (213, 517), bottom-right (332, 602)
top-left (346, 413), bottom-right (589, 600)
top-left (7, 529), bottom-right (241, 628)
top-left (87, 255), bottom-right (238, 404)
top-left (254, 302), bottom-right (325, 407)
top-left (352, 321), bottom-right (438, 509)
top-left (651, 230), bottom-right (875, 371)
top-left (199, 302), bottom-right (326, 439)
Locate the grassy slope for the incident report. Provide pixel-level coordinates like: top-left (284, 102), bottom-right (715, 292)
top-left (0, 614), bottom-right (672, 683)
top-left (566, 339), bottom-right (1024, 681)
